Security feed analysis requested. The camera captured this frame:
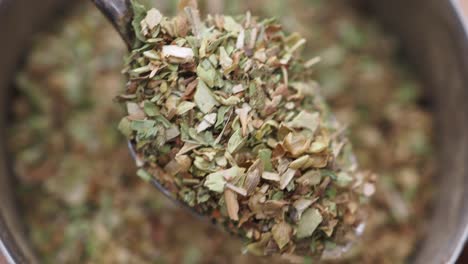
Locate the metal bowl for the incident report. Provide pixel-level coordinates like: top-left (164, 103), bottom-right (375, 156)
top-left (0, 0), bottom-right (467, 263)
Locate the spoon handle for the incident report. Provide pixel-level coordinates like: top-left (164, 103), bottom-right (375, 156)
top-left (91, 0), bottom-right (134, 48)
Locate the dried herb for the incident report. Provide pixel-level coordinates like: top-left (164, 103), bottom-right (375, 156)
top-left (117, 2), bottom-right (374, 259)
top-left (296, 208), bottom-right (323, 239)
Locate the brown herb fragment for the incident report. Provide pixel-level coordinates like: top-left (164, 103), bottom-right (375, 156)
top-left (279, 168), bottom-right (296, 190)
top-left (272, 221), bottom-right (293, 249)
top-left (224, 188), bottom-right (240, 221)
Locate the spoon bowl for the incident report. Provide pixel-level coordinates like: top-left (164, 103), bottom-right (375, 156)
top-left (95, 0), bottom-right (367, 260)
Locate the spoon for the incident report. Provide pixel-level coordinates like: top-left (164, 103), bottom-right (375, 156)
top-left (92, 0), bottom-right (367, 260)
top-left (91, 0), bottom-right (134, 49)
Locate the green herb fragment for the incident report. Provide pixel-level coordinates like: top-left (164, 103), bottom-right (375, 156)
top-left (196, 113), bottom-right (217, 132)
top-left (271, 191), bottom-right (284, 200)
top-left (216, 95), bottom-right (241, 106)
top-left (326, 188), bottom-right (337, 199)
top-left (143, 101), bottom-right (159, 116)
top-left (130, 0), bottom-right (147, 44)
top-left (154, 115), bottom-right (172, 128)
top-left (320, 169), bottom-right (338, 180)
top-left (219, 47), bottom-right (233, 70)
top-left (289, 155), bottom-right (310, 170)
top-left (131, 120), bottom-right (157, 139)
top-left (223, 16), bottom-right (243, 33)
top-left (287, 110), bottom-right (320, 133)
top-left (180, 188), bottom-right (196, 207)
top-left (196, 61), bottom-right (217, 87)
top-left (176, 101), bottom-right (196, 115)
top-left (296, 208), bottom-right (323, 239)
top-left (258, 149), bottom-right (273, 171)
top-left (297, 170), bottom-right (322, 186)
top-left (136, 169), bottom-right (152, 182)
top-left (227, 128), bottom-right (244, 154)
top-left (245, 233), bottom-right (272, 256)
top-left (194, 80), bottom-right (219, 113)
top-left (272, 222), bottom-right (292, 249)
top-left (204, 166), bottom-right (245, 193)
top-left (117, 117), bottom-right (132, 137)
top-left (215, 106), bottom-right (231, 128)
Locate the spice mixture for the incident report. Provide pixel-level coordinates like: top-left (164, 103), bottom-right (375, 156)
top-left (8, 0), bottom-right (433, 263)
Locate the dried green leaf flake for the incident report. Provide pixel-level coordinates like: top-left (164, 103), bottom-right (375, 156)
top-left (227, 128), bottom-right (245, 154)
top-left (215, 106), bottom-right (231, 128)
top-left (204, 166), bottom-right (245, 193)
top-left (223, 16), bottom-right (243, 33)
top-left (272, 222), bottom-right (292, 249)
top-left (136, 168), bottom-right (152, 182)
top-left (143, 101), bottom-right (159, 116)
top-left (117, 117), bottom-right (132, 138)
top-left (219, 47), bottom-right (233, 70)
top-left (130, 0), bottom-right (147, 44)
top-left (131, 120), bottom-right (157, 139)
top-left (296, 208), bottom-right (323, 239)
top-left (176, 101), bottom-right (196, 115)
top-left (258, 148), bottom-right (273, 171)
top-left (194, 80), bottom-right (219, 113)
top-left (287, 111), bottom-right (320, 133)
top-left (196, 60), bottom-right (217, 88)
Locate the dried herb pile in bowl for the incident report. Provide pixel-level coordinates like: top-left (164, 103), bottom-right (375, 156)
top-left (117, 2), bottom-right (375, 259)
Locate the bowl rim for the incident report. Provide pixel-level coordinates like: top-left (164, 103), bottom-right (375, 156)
top-left (0, 240), bottom-right (14, 264)
top-left (439, 1), bottom-right (468, 262)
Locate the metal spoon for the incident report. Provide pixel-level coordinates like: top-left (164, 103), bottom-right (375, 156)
top-left (91, 0), bottom-right (134, 49)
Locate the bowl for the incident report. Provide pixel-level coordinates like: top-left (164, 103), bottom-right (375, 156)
top-left (0, 0), bottom-right (467, 263)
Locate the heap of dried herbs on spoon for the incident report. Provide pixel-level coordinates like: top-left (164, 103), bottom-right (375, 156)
top-left (117, 1), bottom-right (375, 260)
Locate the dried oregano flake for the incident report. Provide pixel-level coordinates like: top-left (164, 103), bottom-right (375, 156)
top-left (117, 1), bottom-right (375, 260)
